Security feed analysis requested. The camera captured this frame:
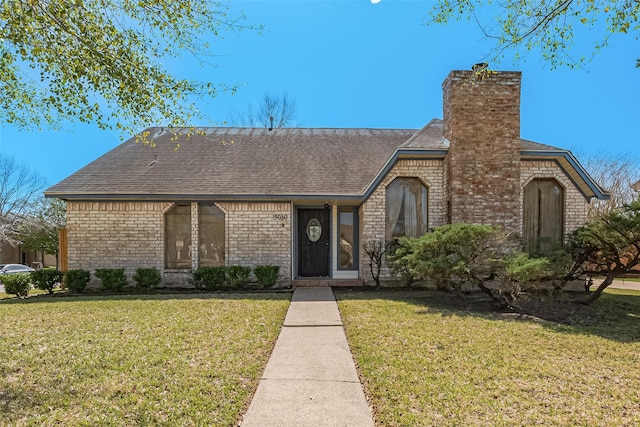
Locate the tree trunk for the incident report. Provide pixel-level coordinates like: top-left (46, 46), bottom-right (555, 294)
top-left (577, 272), bottom-right (615, 305)
top-left (476, 280), bottom-right (515, 309)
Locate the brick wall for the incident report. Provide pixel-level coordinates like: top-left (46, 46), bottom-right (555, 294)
top-left (66, 200), bottom-right (292, 287)
top-left (359, 159), bottom-right (446, 283)
top-left (520, 160), bottom-right (589, 235)
top-left (443, 70), bottom-right (522, 231)
top-left (66, 201), bottom-right (168, 283)
top-left (218, 202), bottom-right (292, 285)
top-left (358, 158), bottom-right (590, 285)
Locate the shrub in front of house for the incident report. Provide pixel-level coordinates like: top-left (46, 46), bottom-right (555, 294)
top-left (253, 265), bottom-right (280, 289)
top-left (191, 266), bottom-right (227, 291)
top-left (31, 269), bottom-right (64, 294)
top-left (133, 267), bottom-right (162, 291)
top-left (94, 268), bottom-right (128, 292)
top-left (65, 269), bottom-right (91, 293)
top-left (2, 273), bottom-right (32, 298)
top-left (226, 265), bottom-right (252, 289)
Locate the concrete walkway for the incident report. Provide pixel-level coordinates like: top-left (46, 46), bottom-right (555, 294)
top-left (605, 278), bottom-right (640, 291)
top-left (241, 287), bottom-right (375, 427)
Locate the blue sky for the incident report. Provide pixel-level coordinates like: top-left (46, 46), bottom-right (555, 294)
top-left (1, 0), bottom-right (638, 186)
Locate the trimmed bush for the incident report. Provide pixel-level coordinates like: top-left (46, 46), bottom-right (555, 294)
top-left (31, 269), bottom-right (63, 294)
top-left (94, 268), bottom-right (127, 292)
top-left (191, 266), bottom-right (226, 291)
top-left (2, 273), bottom-right (32, 298)
top-left (65, 269), bottom-right (91, 293)
top-left (133, 267), bottom-right (162, 291)
top-left (253, 265), bottom-right (280, 289)
top-left (226, 265), bottom-right (252, 290)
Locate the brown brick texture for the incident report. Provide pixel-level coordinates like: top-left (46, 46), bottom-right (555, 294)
top-left (443, 70), bottom-right (522, 231)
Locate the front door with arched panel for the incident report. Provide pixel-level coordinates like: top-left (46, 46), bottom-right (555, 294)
top-left (297, 208), bottom-right (330, 277)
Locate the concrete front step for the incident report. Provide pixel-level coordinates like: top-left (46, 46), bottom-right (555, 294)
top-left (292, 279), bottom-right (364, 288)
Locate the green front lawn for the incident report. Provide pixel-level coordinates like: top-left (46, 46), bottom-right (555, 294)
top-left (337, 289), bottom-right (640, 426)
top-left (0, 293), bottom-right (290, 426)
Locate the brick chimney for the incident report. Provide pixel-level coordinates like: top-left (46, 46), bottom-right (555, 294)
top-left (443, 70), bottom-right (522, 231)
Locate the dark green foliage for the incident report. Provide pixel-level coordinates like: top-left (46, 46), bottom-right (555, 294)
top-left (133, 268), bottom-right (162, 291)
top-left (192, 266), bottom-right (227, 291)
top-left (94, 268), bottom-right (128, 292)
top-left (392, 224), bottom-right (504, 292)
top-left (65, 269), bottom-right (91, 293)
top-left (389, 245), bottom-right (416, 288)
top-left (31, 269), bottom-right (63, 294)
top-left (253, 265), bottom-right (280, 289)
top-left (226, 265), bottom-right (252, 289)
top-left (564, 199), bottom-right (640, 304)
top-left (391, 224), bottom-right (558, 308)
top-left (504, 253), bottom-right (551, 283)
top-left (2, 273), bottom-right (32, 298)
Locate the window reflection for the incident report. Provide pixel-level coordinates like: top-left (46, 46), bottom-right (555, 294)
top-left (165, 205), bottom-right (191, 269)
top-left (199, 204), bottom-right (225, 267)
top-left (339, 210), bottom-right (355, 269)
top-left (385, 178), bottom-right (428, 242)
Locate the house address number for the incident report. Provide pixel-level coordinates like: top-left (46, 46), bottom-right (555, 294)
top-left (273, 214), bottom-right (288, 221)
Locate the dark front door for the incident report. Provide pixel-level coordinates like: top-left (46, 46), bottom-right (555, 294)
top-left (298, 208), bottom-right (330, 277)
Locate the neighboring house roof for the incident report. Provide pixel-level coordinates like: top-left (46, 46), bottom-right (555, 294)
top-left (632, 180), bottom-right (640, 192)
top-left (45, 119), bottom-right (609, 201)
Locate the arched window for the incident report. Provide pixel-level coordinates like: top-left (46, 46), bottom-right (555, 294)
top-left (199, 204), bottom-right (225, 267)
top-left (165, 204), bottom-right (191, 269)
top-left (385, 177), bottom-right (428, 242)
top-left (523, 179), bottom-right (564, 253)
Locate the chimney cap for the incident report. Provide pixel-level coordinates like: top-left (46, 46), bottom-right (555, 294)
top-left (471, 62), bottom-right (488, 72)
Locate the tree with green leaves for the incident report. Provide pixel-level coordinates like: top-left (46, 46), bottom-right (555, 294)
top-left (428, 1), bottom-right (640, 68)
top-left (1, 1), bottom-right (258, 135)
top-left (19, 198), bottom-right (66, 263)
top-left (564, 199), bottom-right (640, 304)
top-left (391, 223), bottom-right (560, 308)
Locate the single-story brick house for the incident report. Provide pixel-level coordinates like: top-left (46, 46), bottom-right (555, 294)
top-left (45, 70), bottom-right (609, 287)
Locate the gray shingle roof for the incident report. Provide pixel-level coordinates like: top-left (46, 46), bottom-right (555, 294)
top-left (44, 120), bottom-right (577, 200)
top-left (46, 127), bottom-right (415, 199)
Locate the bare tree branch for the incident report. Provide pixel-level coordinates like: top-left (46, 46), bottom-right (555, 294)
top-left (227, 92), bottom-right (297, 128)
top-left (0, 156), bottom-right (48, 247)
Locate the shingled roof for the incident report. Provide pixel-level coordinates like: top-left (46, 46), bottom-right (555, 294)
top-left (45, 119), bottom-right (607, 201)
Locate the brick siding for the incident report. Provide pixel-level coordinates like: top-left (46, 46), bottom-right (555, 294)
top-left (443, 70), bottom-right (522, 231)
top-left (64, 71), bottom-right (594, 288)
top-left (218, 202), bottom-right (292, 285)
top-left (66, 201), bottom-right (168, 285)
top-left (520, 160), bottom-right (589, 235)
top-left (66, 201), bottom-right (292, 287)
top-left (359, 159), bottom-right (446, 283)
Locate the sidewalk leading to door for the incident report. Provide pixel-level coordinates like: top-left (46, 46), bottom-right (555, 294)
top-left (240, 287), bottom-right (375, 427)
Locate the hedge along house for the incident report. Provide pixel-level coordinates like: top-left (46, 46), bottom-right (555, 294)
top-left (45, 70), bottom-right (609, 287)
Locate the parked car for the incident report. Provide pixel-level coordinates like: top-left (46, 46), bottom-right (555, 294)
top-left (0, 264), bottom-right (35, 274)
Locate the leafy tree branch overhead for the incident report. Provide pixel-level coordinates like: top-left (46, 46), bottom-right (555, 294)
top-left (428, 0), bottom-right (640, 68)
top-left (0, 0), bottom-right (260, 135)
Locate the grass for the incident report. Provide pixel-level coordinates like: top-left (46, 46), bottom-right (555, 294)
top-left (614, 277), bottom-right (640, 283)
top-left (0, 293), bottom-right (290, 426)
top-left (337, 289), bottom-right (640, 426)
